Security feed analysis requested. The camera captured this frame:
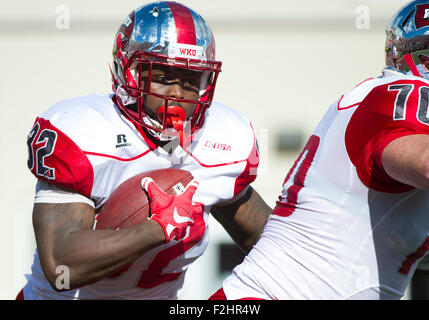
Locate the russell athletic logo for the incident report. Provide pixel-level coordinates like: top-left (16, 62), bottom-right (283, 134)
top-left (116, 134), bottom-right (131, 148)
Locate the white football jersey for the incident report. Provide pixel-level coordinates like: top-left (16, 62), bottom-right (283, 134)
top-left (24, 94), bottom-right (258, 299)
top-left (222, 69), bottom-right (429, 300)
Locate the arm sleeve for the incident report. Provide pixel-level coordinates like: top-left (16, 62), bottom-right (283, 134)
top-left (34, 180), bottom-right (95, 207)
top-left (345, 79), bottom-right (429, 193)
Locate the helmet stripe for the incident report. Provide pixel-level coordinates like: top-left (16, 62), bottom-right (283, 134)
top-left (166, 1), bottom-right (197, 45)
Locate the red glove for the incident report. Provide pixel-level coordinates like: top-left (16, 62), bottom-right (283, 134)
top-left (141, 177), bottom-right (201, 243)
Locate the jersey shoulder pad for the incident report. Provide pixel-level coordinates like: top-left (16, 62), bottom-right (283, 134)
top-left (39, 94), bottom-right (119, 149)
top-left (345, 78), bottom-right (429, 192)
top-left (193, 101), bottom-right (258, 165)
top-left (27, 116), bottom-right (94, 198)
top-left (192, 101), bottom-right (259, 196)
top-left (26, 94), bottom-right (113, 197)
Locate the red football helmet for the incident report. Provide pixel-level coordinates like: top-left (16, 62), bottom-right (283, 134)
top-left (110, 1), bottom-right (222, 145)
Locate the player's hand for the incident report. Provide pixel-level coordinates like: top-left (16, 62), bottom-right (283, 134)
top-left (141, 177), bottom-right (201, 243)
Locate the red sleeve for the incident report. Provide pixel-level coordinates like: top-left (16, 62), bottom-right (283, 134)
top-left (27, 117), bottom-right (94, 198)
top-left (345, 79), bottom-right (429, 193)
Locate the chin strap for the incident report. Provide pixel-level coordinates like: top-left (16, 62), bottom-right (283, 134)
top-left (157, 106), bottom-right (190, 148)
top-left (403, 53), bottom-right (421, 77)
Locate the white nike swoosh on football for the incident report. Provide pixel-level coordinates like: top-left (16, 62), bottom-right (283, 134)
top-left (173, 207), bottom-right (193, 224)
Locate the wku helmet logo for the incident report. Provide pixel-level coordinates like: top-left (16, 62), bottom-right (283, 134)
top-left (174, 44), bottom-right (204, 59)
top-left (415, 4), bottom-right (429, 29)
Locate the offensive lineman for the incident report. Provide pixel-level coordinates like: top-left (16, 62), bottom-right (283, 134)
top-left (210, 0), bottom-right (429, 300)
top-left (19, 1), bottom-right (271, 299)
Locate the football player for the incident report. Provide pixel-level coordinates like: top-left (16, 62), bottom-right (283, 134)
top-left (210, 0), bottom-right (429, 300)
top-left (19, 1), bottom-right (271, 299)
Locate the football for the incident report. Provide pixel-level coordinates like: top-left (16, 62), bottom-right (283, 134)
top-left (95, 168), bottom-right (194, 230)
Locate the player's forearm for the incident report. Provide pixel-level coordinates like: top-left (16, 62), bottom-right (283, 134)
top-left (212, 187), bottom-right (272, 254)
top-left (54, 220), bottom-right (164, 290)
top-left (231, 200), bottom-right (271, 253)
top-left (33, 201), bottom-right (165, 291)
